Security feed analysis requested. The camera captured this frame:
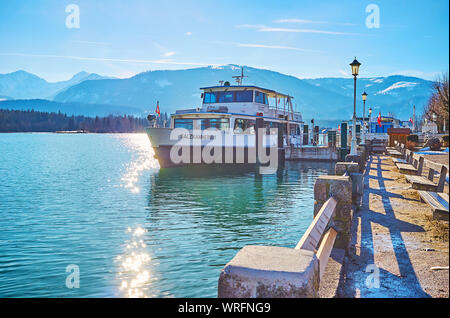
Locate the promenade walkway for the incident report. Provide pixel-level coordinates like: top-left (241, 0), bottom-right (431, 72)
top-left (339, 154), bottom-right (449, 298)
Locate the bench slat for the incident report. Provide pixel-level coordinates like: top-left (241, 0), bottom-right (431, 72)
top-left (393, 158), bottom-right (408, 164)
top-left (405, 175), bottom-right (436, 186)
top-left (316, 228), bottom-right (337, 280)
top-left (296, 197), bottom-right (337, 251)
top-left (418, 191), bottom-right (449, 221)
top-left (437, 192), bottom-right (449, 204)
top-left (395, 163), bottom-right (418, 173)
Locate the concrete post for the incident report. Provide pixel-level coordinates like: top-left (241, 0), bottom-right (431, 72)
top-left (218, 245), bottom-right (319, 298)
top-left (335, 162), bottom-right (359, 176)
top-left (335, 162), bottom-right (364, 209)
top-left (314, 175), bottom-right (353, 250)
top-left (345, 153), bottom-right (364, 173)
top-left (357, 144), bottom-right (368, 163)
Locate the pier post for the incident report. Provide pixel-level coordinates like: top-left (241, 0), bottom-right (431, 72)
top-left (255, 117), bottom-right (264, 167)
top-left (303, 124), bottom-right (309, 145)
top-left (278, 122), bottom-right (285, 168)
top-left (314, 175), bottom-right (353, 250)
top-left (340, 123), bottom-right (348, 161)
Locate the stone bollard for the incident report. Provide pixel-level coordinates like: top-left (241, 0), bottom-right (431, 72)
top-left (357, 145), bottom-right (368, 163)
top-left (314, 176), bottom-right (353, 250)
top-left (345, 154), bottom-right (364, 173)
top-left (335, 162), bottom-right (364, 208)
top-left (335, 162), bottom-right (359, 176)
top-left (218, 245), bottom-right (319, 298)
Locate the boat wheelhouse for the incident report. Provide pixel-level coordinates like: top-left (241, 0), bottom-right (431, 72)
top-left (146, 80), bottom-right (303, 168)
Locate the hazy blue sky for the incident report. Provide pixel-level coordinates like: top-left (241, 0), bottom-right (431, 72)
top-left (0, 0), bottom-right (448, 81)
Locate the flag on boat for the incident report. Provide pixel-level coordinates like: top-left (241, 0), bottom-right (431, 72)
top-left (155, 101), bottom-right (161, 117)
top-left (377, 112), bottom-right (382, 127)
top-left (409, 117), bottom-right (414, 125)
top-left (338, 125), bottom-right (340, 131)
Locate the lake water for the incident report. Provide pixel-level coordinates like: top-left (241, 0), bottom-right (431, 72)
top-left (0, 133), bottom-right (334, 298)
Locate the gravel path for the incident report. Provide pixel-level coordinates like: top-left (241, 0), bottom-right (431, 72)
top-left (338, 155), bottom-right (449, 298)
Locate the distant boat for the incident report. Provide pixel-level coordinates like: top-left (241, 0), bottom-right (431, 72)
top-left (55, 130), bottom-right (87, 134)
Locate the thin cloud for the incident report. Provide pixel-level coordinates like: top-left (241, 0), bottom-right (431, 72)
top-left (236, 24), bottom-right (267, 29)
top-left (214, 41), bottom-right (320, 53)
top-left (274, 19), bottom-right (356, 26)
top-left (274, 19), bottom-right (326, 24)
top-left (185, 32), bottom-right (193, 36)
top-left (237, 43), bottom-right (320, 53)
top-left (236, 24), bottom-right (359, 35)
top-left (0, 52), bottom-right (219, 67)
top-left (71, 40), bottom-right (110, 46)
top-left (163, 51), bottom-right (176, 57)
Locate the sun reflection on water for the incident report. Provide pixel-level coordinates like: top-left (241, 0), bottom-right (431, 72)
top-left (118, 133), bottom-right (159, 194)
top-left (116, 226), bottom-right (156, 298)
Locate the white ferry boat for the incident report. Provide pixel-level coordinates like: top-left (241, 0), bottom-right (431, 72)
top-left (146, 72), bottom-right (303, 168)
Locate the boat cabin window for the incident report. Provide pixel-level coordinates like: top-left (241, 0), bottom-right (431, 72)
top-left (255, 91), bottom-right (268, 104)
top-left (203, 92), bottom-right (217, 103)
top-left (234, 118), bottom-right (256, 134)
top-left (203, 90), bottom-right (254, 103)
top-left (174, 118), bottom-right (194, 129)
top-left (235, 90), bottom-right (253, 102)
top-left (200, 118), bottom-right (230, 130)
top-left (218, 92), bottom-right (234, 103)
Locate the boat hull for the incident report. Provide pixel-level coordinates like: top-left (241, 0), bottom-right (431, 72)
top-left (146, 127), bottom-right (281, 168)
top-left (152, 145), bottom-right (262, 168)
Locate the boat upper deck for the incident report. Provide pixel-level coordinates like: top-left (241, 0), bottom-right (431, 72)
top-left (200, 85), bottom-right (292, 99)
top-left (170, 84), bottom-right (303, 123)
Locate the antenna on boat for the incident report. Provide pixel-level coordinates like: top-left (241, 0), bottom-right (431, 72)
top-left (232, 66), bottom-right (247, 86)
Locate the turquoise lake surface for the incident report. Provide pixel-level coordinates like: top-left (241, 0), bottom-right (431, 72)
top-left (0, 133), bottom-right (334, 297)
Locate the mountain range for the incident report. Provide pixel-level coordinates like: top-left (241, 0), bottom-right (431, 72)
top-left (0, 70), bottom-right (113, 100)
top-left (0, 65), bottom-right (434, 123)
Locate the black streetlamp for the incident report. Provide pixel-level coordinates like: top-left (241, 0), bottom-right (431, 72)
top-left (361, 91), bottom-right (368, 143)
top-left (349, 58), bottom-right (361, 155)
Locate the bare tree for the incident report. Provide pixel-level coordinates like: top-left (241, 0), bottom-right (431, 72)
top-left (424, 72), bottom-right (449, 133)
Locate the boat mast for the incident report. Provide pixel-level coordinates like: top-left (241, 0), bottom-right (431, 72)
top-left (232, 67), bottom-right (247, 86)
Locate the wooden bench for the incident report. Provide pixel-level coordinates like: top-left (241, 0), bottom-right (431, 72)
top-left (387, 149), bottom-right (403, 158)
top-left (395, 149), bottom-right (424, 175)
top-left (296, 197), bottom-right (337, 280)
top-left (393, 143), bottom-right (407, 163)
top-left (406, 160), bottom-right (448, 192)
top-left (389, 141), bottom-right (407, 160)
top-left (418, 191), bottom-right (449, 221)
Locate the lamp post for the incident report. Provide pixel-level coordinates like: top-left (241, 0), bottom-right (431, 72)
top-left (432, 113), bottom-right (437, 134)
top-left (361, 91), bottom-right (368, 144)
top-left (349, 58), bottom-right (361, 155)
